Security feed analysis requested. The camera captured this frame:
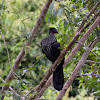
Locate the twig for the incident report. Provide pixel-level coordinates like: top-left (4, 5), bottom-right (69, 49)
top-left (76, 1), bottom-right (100, 33)
top-left (77, 41), bottom-right (85, 46)
top-left (38, 4), bottom-right (100, 94)
top-left (64, 16), bottom-right (100, 66)
top-left (77, 74), bottom-right (100, 77)
top-left (56, 34), bottom-right (99, 100)
top-left (25, 89), bottom-right (34, 98)
top-left (89, 49), bottom-right (100, 60)
top-left (64, 73), bottom-right (100, 79)
top-left (80, 10), bottom-right (100, 33)
top-left (86, 60), bottom-right (100, 64)
top-left (0, 77), bottom-right (20, 97)
top-left (1, 0), bottom-right (53, 99)
top-left (0, 32), bottom-right (11, 68)
top-left (83, 43), bottom-right (100, 60)
top-left (88, 37), bottom-right (100, 60)
top-left (32, 10), bottom-right (100, 100)
top-left (35, 16), bottom-right (100, 100)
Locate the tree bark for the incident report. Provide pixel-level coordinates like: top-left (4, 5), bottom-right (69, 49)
top-left (1, 0), bottom-right (53, 99)
top-left (76, 0), bottom-right (100, 33)
top-left (56, 37), bottom-right (100, 100)
top-left (32, 9), bottom-right (100, 100)
top-left (32, 15), bottom-right (100, 100)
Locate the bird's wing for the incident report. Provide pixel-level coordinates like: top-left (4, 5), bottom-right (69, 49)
top-left (51, 42), bottom-right (60, 49)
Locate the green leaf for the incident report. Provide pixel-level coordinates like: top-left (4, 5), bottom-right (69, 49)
top-left (65, 9), bottom-right (70, 19)
top-left (60, 4), bottom-right (71, 11)
top-left (49, 1), bottom-right (55, 14)
top-left (57, 7), bottom-right (63, 17)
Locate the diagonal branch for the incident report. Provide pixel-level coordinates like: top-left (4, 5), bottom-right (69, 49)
top-left (0, 77), bottom-right (20, 97)
top-left (33, 15), bottom-right (100, 100)
top-left (89, 49), bottom-right (100, 60)
top-left (32, 4), bottom-right (100, 98)
top-left (56, 37), bottom-right (100, 100)
top-left (86, 60), bottom-right (100, 64)
top-left (1, 0), bottom-right (53, 99)
top-left (1, 32), bottom-right (11, 68)
top-left (77, 74), bottom-right (100, 77)
top-left (80, 10), bottom-right (100, 33)
top-left (32, 12), bottom-right (100, 100)
top-left (64, 16), bottom-right (100, 67)
top-left (76, 0), bottom-right (100, 33)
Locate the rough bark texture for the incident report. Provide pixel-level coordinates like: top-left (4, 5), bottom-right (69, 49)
top-left (32, 15), bottom-right (100, 100)
top-left (64, 16), bottom-right (100, 66)
top-left (56, 37), bottom-right (100, 100)
top-left (1, 47), bottom-right (25, 100)
top-left (33, 4), bottom-right (100, 99)
top-left (1, 0), bottom-right (53, 99)
top-left (76, 1), bottom-right (100, 33)
top-left (1, 1), bottom-right (100, 100)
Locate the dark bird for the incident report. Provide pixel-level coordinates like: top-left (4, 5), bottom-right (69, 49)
top-left (41, 27), bottom-right (64, 91)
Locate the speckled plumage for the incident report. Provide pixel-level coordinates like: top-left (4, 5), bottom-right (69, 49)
top-left (41, 28), bottom-right (64, 91)
top-left (41, 33), bottom-right (60, 62)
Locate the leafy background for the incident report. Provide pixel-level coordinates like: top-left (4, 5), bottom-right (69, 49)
top-left (0, 0), bottom-right (100, 100)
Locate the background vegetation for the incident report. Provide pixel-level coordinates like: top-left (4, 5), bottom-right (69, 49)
top-left (0, 0), bottom-right (100, 100)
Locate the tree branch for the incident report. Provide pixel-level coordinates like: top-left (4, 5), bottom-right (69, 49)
top-left (64, 16), bottom-right (100, 67)
top-left (89, 49), bottom-right (100, 60)
top-left (0, 77), bottom-right (20, 97)
top-left (80, 10), bottom-right (100, 33)
top-left (56, 37), bottom-right (100, 100)
top-left (1, 32), bottom-right (11, 68)
top-left (77, 74), bottom-right (100, 77)
top-left (33, 15), bottom-right (100, 100)
top-left (1, 0), bottom-right (53, 99)
top-left (32, 3), bottom-right (100, 98)
top-left (86, 60), bottom-right (100, 64)
top-left (76, 0), bottom-right (100, 33)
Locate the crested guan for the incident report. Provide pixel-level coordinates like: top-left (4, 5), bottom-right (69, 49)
top-left (41, 27), bottom-right (64, 91)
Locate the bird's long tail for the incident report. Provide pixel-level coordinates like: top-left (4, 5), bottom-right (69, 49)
top-left (53, 58), bottom-right (64, 91)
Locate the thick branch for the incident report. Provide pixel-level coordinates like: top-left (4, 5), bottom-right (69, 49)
top-left (33, 16), bottom-right (100, 100)
top-left (76, 0), bottom-right (100, 33)
top-left (32, 2), bottom-right (100, 99)
top-left (1, 0), bottom-right (53, 99)
top-left (0, 77), bottom-right (20, 97)
top-left (64, 16), bottom-right (100, 67)
top-left (32, 4), bottom-right (100, 98)
top-left (56, 37), bottom-right (100, 100)
top-left (80, 10), bottom-right (100, 32)
top-left (33, 75), bottom-right (53, 100)
top-left (30, 18), bottom-right (83, 99)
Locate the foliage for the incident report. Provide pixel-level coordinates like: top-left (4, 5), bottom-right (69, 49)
top-left (0, 0), bottom-right (100, 99)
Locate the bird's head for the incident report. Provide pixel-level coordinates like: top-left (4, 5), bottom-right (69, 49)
top-left (49, 27), bottom-right (58, 34)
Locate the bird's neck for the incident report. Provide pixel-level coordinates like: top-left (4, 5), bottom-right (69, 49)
top-left (49, 32), bottom-right (55, 35)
